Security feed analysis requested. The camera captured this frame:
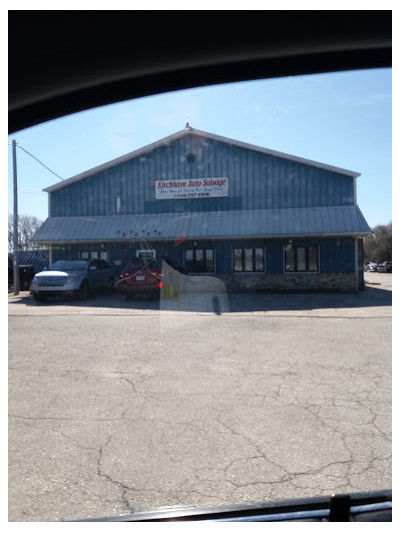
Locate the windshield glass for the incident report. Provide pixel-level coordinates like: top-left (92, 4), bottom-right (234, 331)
top-left (124, 259), bottom-right (162, 271)
top-left (50, 260), bottom-right (87, 271)
top-left (8, 68), bottom-right (392, 522)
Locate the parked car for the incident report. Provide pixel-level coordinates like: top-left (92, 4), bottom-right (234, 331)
top-left (365, 263), bottom-right (379, 272)
top-left (377, 261), bottom-right (392, 273)
top-left (115, 258), bottom-right (163, 300)
top-left (31, 259), bottom-right (114, 301)
top-left (8, 257), bottom-right (35, 291)
top-left (115, 257), bottom-right (186, 300)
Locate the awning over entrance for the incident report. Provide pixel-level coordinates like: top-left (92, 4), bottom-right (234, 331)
top-left (31, 205), bottom-right (371, 244)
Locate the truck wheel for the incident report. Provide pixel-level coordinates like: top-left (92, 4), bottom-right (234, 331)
top-left (33, 292), bottom-right (45, 302)
top-left (76, 282), bottom-right (89, 301)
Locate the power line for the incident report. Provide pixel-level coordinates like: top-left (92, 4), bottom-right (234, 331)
top-left (15, 143), bottom-right (64, 181)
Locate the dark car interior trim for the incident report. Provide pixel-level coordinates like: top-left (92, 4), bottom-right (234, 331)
top-left (8, 10), bottom-right (391, 134)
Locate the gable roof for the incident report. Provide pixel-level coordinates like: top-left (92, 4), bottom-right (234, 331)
top-left (44, 126), bottom-right (360, 193)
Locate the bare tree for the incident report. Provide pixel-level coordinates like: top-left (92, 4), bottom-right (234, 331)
top-left (363, 221), bottom-right (392, 263)
top-left (8, 214), bottom-right (44, 252)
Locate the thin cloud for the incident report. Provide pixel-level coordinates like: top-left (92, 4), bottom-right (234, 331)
top-left (274, 105), bottom-right (289, 114)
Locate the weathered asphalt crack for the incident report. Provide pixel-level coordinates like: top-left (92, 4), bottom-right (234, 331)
top-left (212, 375), bottom-right (391, 496)
top-left (122, 377), bottom-right (137, 393)
top-left (95, 435), bottom-right (139, 513)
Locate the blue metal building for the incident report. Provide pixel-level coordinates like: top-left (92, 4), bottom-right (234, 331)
top-left (32, 125), bottom-right (371, 292)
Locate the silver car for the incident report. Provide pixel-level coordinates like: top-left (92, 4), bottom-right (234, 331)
top-left (31, 259), bottom-right (114, 301)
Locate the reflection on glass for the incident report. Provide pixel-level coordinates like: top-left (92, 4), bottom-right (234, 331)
top-left (285, 246), bottom-right (295, 272)
top-left (195, 249), bottom-right (204, 263)
top-left (297, 247), bottom-right (306, 271)
top-left (234, 248), bottom-right (242, 271)
top-left (255, 248), bottom-right (264, 272)
top-left (244, 248), bottom-right (253, 271)
top-left (309, 246), bottom-right (319, 271)
top-left (206, 249), bottom-right (214, 272)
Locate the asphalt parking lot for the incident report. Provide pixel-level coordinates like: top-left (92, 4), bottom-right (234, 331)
top-left (8, 273), bottom-right (392, 521)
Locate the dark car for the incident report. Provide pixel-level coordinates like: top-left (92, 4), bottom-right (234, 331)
top-left (377, 261), bottom-right (392, 273)
top-left (8, 257), bottom-right (35, 291)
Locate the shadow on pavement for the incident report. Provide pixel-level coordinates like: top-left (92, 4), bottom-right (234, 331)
top-left (227, 284), bottom-right (391, 313)
top-left (9, 282), bottom-right (391, 314)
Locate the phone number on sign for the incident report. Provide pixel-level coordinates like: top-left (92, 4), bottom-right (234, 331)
top-left (173, 192), bottom-right (210, 198)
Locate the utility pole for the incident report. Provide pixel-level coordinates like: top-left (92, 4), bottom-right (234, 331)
top-left (12, 139), bottom-right (20, 295)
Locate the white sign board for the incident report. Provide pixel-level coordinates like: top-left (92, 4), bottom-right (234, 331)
top-left (155, 178), bottom-right (228, 200)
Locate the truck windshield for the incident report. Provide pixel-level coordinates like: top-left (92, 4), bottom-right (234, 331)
top-left (50, 260), bottom-right (87, 271)
top-left (8, 67), bottom-right (391, 522)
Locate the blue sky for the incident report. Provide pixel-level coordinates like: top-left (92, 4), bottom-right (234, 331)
top-left (7, 68), bottom-right (392, 228)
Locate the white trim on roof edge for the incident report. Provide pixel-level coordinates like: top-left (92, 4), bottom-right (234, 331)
top-left (44, 127), bottom-right (361, 193)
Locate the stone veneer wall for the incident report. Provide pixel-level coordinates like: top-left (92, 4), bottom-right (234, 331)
top-left (217, 272), bottom-right (358, 293)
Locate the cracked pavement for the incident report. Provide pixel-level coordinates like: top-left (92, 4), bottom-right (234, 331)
top-left (8, 273), bottom-right (392, 521)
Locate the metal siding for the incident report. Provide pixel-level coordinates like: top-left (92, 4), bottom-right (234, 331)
top-left (78, 179), bottom-right (86, 216)
top-left (47, 133), bottom-right (357, 218)
top-left (311, 169), bottom-right (320, 207)
top-left (135, 156), bottom-right (143, 213)
top-left (76, 180), bottom-right (83, 215)
top-left (284, 162), bottom-right (295, 208)
top-left (273, 158), bottom-right (279, 208)
top-left (126, 164), bottom-right (133, 216)
top-left (107, 168), bottom-right (114, 215)
top-left (60, 186), bottom-right (68, 216)
top-left (53, 190), bottom-right (61, 216)
top-left (292, 163), bottom-right (300, 208)
top-left (254, 153), bottom-right (263, 210)
top-left (144, 156), bottom-right (152, 213)
top-left (300, 165), bottom-right (308, 207)
top-left (246, 149), bottom-right (252, 210)
top-left (95, 171), bottom-right (103, 215)
top-left (320, 237), bottom-right (355, 273)
top-left (119, 166), bottom-right (126, 215)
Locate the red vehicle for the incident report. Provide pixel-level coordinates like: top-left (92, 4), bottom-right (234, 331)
top-left (116, 258), bottom-right (163, 299)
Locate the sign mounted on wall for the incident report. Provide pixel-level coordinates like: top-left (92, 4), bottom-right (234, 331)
top-left (155, 178), bottom-right (229, 200)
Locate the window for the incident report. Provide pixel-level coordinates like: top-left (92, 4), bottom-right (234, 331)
top-left (80, 250), bottom-right (109, 261)
top-left (234, 248), bottom-right (264, 272)
top-left (185, 248), bottom-right (214, 272)
top-left (136, 249), bottom-right (156, 259)
top-left (284, 245), bottom-right (319, 272)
